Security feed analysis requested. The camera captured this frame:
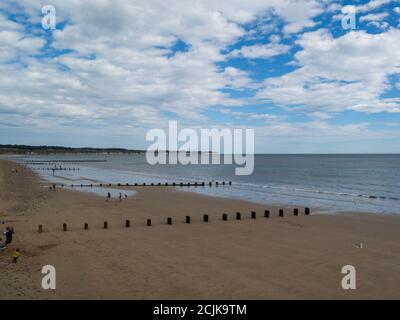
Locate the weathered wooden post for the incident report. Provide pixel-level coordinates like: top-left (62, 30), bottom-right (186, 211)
top-left (305, 207), bottom-right (310, 215)
top-left (216, 182), bottom-right (219, 186)
top-left (203, 214), bottom-right (209, 222)
top-left (125, 220), bottom-right (130, 228)
top-left (293, 208), bottom-right (299, 216)
top-left (62, 223), bottom-right (67, 232)
top-left (251, 211), bottom-right (256, 219)
top-left (279, 209), bottom-right (284, 217)
top-left (222, 213), bottom-right (228, 221)
top-left (209, 182), bottom-right (212, 186)
top-left (104, 221), bottom-right (108, 229)
top-left (167, 217), bottom-right (172, 225)
top-left (264, 210), bottom-right (270, 218)
top-left (147, 219), bottom-right (152, 226)
top-left (38, 224), bottom-right (43, 233)
top-left (229, 181), bottom-right (232, 185)
top-left (222, 181), bottom-right (225, 185)
top-left (186, 216), bottom-right (191, 224)
top-left (84, 223), bottom-right (89, 230)
top-left (236, 212), bottom-right (241, 220)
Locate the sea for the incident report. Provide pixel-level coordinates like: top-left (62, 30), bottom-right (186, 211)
top-left (4, 154), bottom-right (400, 214)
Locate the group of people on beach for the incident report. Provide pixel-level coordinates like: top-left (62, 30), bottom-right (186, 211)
top-left (0, 225), bottom-right (20, 263)
top-left (106, 192), bottom-right (128, 202)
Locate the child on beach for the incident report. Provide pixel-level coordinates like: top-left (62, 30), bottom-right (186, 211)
top-left (12, 249), bottom-right (20, 263)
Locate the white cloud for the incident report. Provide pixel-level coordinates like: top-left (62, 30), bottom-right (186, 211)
top-left (360, 12), bottom-right (389, 22)
top-left (0, 0), bottom-right (324, 134)
top-left (257, 28), bottom-right (400, 114)
top-left (230, 43), bottom-right (290, 59)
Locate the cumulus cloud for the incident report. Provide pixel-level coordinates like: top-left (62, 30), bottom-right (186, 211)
top-left (257, 28), bottom-right (400, 114)
top-left (230, 43), bottom-right (291, 59)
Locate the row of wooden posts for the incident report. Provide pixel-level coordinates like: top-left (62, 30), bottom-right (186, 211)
top-left (35, 167), bottom-right (80, 171)
top-left (37, 208), bottom-right (310, 233)
top-left (61, 181), bottom-right (232, 188)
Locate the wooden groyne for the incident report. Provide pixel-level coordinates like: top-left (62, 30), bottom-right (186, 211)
top-left (54, 181), bottom-right (233, 188)
top-left (37, 208), bottom-right (311, 233)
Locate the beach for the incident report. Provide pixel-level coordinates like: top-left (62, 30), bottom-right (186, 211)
top-left (1, 159), bottom-right (400, 299)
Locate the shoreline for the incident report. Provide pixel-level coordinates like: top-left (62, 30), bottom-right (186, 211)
top-left (1, 159), bottom-right (400, 299)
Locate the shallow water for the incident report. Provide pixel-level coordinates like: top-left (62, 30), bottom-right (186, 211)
top-left (5, 154), bottom-right (400, 214)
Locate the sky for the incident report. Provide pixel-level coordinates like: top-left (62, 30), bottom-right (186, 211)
top-left (0, 0), bottom-right (399, 153)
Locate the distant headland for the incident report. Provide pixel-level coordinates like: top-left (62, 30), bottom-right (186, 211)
top-left (0, 144), bottom-right (146, 155)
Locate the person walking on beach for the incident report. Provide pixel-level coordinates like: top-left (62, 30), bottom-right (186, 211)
top-left (119, 192), bottom-right (122, 202)
top-left (106, 192), bottom-right (111, 202)
top-left (4, 227), bottom-right (14, 248)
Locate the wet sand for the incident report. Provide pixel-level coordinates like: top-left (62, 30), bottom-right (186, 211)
top-left (0, 159), bottom-right (400, 299)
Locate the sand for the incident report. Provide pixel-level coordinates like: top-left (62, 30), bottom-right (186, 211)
top-left (0, 159), bottom-right (399, 299)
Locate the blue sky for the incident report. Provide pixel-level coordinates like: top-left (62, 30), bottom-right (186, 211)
top-left (0, 0), bottom-right (399, 153)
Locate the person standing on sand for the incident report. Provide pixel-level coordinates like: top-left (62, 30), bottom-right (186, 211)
top-left (106, 192), bottom-right (111, 202)
top-left (119, 192), bottom-right (122, 202)
top-left (4, 227), bottom-right (13, 248)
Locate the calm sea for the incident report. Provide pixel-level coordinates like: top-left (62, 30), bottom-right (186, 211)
top-left (6, 154), bottom-right (400, 214)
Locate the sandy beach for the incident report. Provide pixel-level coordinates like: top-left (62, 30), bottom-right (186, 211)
top-left (0, 159), bottom-right (400, 299)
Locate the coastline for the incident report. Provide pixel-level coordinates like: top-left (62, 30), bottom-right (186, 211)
top-left (1, 159), bottom-right (400, 299)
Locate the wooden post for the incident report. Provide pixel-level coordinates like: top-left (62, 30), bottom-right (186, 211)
top-left (203, 214), bottom-right (209, 222)
top-left (125, 220), bottom-right (130, 228)
top-left (251, 211), bottom-right (256, 219)
top-left (209, 182), bottom-right (212, 186)
top-left (222, 181), bottom-right (225, 185)
top-left (63, 223), bottom-right (67, 231)
top-left (147, 219), bottom-right (152, 226)
top-left (38, 224), bottom-right (43, 233)
top-left (186, 216), bottom-right (191, 224)
top-left (264, 210), bottom-right (270, 218)
top-left (229, 181), bottom-right (232, 185)
top-left (305, 207), bottom-right (310, 215)
top-left (84, 223), bottom-right (88, 230)
top-left (279, 209), bottom-right (284, 217)
top-left (167, 217), bottom-right (172, 225)
top-left (222, 213), bottom-right (228, 221)
top-left (293, 208), bottom-right (299, 216)
top-left (236, 212), bottom-right (241, 220)
top-left (104, 221), bottom-right (108, 229)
